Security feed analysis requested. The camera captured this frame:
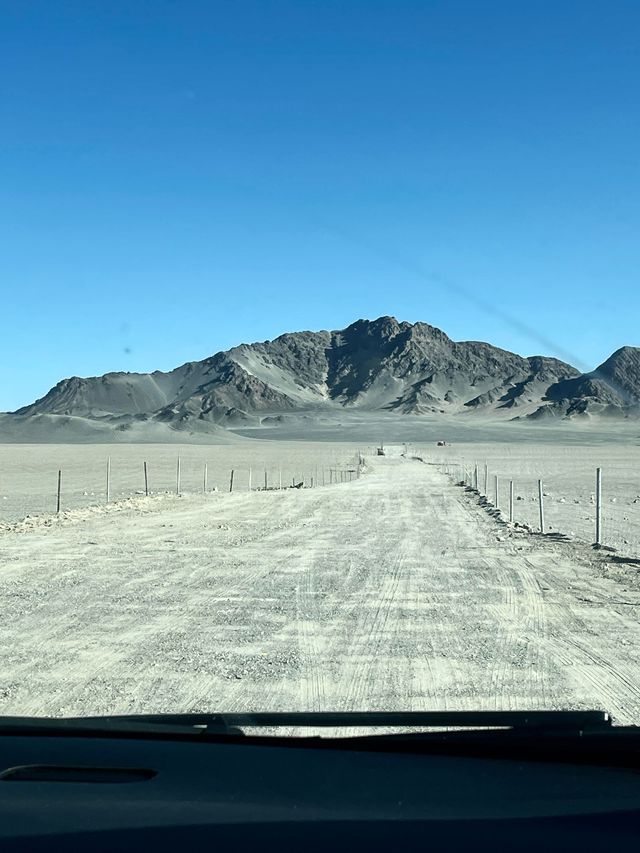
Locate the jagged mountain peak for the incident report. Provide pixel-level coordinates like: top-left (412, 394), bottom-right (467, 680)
top-left (7, 317), bottom-right (638, 430)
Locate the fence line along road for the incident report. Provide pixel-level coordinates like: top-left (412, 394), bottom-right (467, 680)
top-left (0, 450), bottom-right (365, 524)
top-left (426, 450), bottom-right (640, 561)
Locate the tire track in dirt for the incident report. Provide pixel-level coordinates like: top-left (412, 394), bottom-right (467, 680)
top-left (453, 479), bottom-right (640, 722)
top-left (338, 535), bottom-right (408, 713)
top-left (4, 451), bottom-right (640, 721)
top-left (539, 599), bottom-right (640, 721)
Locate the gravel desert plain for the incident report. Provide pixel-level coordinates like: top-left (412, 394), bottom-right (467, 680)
top-left (2, 414), bottom-right (640, 725)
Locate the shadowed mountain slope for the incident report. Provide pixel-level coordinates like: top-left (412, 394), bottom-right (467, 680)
top-left (7, 317), bottom-right (638, 435)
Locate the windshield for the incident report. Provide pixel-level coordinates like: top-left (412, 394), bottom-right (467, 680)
top-left (1, 1), bottom-right (640, 734)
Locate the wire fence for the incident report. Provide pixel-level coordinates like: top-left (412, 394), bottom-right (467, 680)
top-left (0, 446), bottom-right (368, 524)
top-left (8, 439), bottom-right (635, 560)
top-left (425, 450), bottom-right (640, 560)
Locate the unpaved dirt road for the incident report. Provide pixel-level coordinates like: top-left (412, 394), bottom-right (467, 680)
top-left (2, 453), bottom-right (640, 723)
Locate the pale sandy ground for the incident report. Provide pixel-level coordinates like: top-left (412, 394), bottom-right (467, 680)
top-left (2, 450), bottom-right (640, 724)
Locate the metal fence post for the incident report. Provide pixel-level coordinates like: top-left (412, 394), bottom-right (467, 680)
top-left (595, 467), bottom-right (602, 546)
top-left (509, 480), bottom-right (514, 523)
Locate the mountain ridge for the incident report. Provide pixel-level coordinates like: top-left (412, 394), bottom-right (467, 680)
top-left (6, 317), bottom-right (640, 435)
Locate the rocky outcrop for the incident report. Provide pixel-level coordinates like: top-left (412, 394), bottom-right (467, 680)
top-left (9, 317), bottom-right (639, 428)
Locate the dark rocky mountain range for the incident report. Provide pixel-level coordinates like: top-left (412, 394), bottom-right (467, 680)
top-left (5, 317), bottom-right (640, 437)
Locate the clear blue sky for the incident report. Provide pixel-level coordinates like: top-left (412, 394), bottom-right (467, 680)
top-left (2, 0), bottom-right (639, 411)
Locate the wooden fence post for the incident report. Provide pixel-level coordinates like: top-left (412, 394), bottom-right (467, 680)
top-left (484, 463), bottom-right (488, 495)
top-left (264, 470), bottom-right (268, 491)
top-left (229, 469), bottom-right (234, 493)
top-left (56, 469), bottom-right (62, 514)
top-left (538, 479), bottom-right (545, 533)
top-left (176, 457), bottom-right (181, 495)
top-left (144, 461), bottom-right (149, 496)
top-left (106, 456), bottom-right (111, 503)
top-left (203, 462), bottom-right (208, 493)
top-left (494, 475), bottom-right (499, 509)
top-left (474, 463), bottom-right (478, 491)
